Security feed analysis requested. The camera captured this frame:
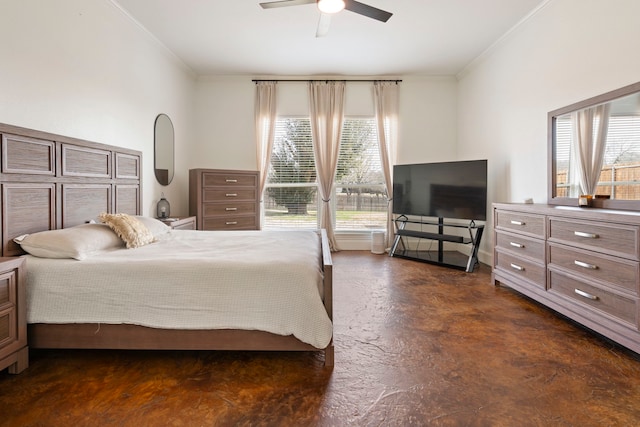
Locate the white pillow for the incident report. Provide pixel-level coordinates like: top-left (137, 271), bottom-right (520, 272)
top-left (135, 216), bottom-right (171, 237)
top-left (14, 223), bottom-right (124, 260)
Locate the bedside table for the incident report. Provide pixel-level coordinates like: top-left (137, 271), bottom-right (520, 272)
top-left (158, 216), bottom-right (197, 230)
top-left (0, 257), bottom-right (28, 374)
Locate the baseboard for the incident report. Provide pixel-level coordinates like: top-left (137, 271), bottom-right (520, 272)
top-left (336, 232), bottom-right (383, 251)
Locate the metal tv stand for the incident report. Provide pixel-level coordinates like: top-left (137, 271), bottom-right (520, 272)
top-left (389, 215), bottom-right (484, 272)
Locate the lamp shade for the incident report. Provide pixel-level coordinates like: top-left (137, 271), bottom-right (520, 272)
top-left (156, 194), bottom-right (170, 218)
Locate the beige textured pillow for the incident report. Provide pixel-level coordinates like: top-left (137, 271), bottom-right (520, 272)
top-left (99, 212), bottom-right (155, 249)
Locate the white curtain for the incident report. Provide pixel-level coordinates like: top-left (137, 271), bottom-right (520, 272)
top-left (308, 81), bottom-right (345, 251)
top-left (255, 81), bottom-right (278, 228)
top-left (373, 81), bottom-right (399, 249)
top-left (571, 103), bottom-right (611, 196)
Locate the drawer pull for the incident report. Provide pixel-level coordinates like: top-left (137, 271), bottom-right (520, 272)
top-left (225, 207), bottom-right (238, 211)
top-left (574, 260), bottom-right (598, 270)
top-left (509, 242), bottom-right (524, 248)
top-left (574, 231), bottom-right (599, 239)
top-left (225, 221), bottom-right (238, 225)
top-left (225, 179), bottom-right (238, 183)
top-left (574, 288), bottom-right (599, 300)
top-left (225, 193), bottom-right (238, 197)
top-left (510, 263), bottom-right (524, 271)
top-left (510, 220), bottom-right (525, 226)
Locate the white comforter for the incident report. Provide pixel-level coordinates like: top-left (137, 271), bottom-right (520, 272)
top-left (25, 230), bottom-right (333, 349)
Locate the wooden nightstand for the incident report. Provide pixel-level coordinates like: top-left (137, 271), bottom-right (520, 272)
top-left (158, 216), bottom-right (197, 230)
top-left (0, 257), bottom-right (28, 374)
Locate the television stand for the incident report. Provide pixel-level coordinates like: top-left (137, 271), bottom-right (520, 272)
top-left (389, 216), bottom-right (484, 272)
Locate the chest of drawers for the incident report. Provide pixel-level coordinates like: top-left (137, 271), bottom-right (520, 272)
top-left (0, 257), bottom-right (28, 374)
top-left (493, 203), bottom-right (640, 354)
top-left (189, 169), bottom-right (260, 231)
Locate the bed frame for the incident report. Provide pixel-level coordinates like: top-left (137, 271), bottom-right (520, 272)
top-left (0, 123), bottom-right (334, 367)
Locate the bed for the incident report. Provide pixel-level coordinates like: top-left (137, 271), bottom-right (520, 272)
top-left (0, 122), bottom-right (334, 366)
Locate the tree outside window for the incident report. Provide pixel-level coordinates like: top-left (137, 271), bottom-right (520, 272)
top-left (264, 117), bottom-right (386, 231)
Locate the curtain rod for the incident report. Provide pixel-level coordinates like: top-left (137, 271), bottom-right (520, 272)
top-left (252, 79), bottom-right (401, 83)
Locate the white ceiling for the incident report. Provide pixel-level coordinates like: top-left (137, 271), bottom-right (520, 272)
top-left (112, 0), bottom-right (547, 77)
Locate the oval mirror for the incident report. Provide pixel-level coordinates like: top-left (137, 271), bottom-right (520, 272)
top-left (154, 113), bottom-right (174, 186)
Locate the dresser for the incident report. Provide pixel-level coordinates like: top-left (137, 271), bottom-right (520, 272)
top-left (0, 257), bottom-right (28, 374)
top-left (493, 203), bottom-right (640, 354)
top-left (189, 169), bottom-right (260, 231)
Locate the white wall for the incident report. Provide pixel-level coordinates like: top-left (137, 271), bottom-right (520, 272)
top-left (397, 76), bottom-right (458, 164)
top-left (458, 0), bottom-right (640, 263)
top-left (0, 0), bottom-right (196, 216)
top-left (191, 76), bottom-right (256, 171)
top-left (191, 75), bottom-right (459, 171)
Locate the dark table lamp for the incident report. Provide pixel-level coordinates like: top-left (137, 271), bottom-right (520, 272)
top-left (157, 194), bottom-right (170, 218)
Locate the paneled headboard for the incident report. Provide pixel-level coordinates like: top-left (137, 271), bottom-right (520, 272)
top-left (0, 123), bottom-right (142, 257)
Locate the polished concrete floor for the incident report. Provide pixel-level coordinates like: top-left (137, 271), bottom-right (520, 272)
top-left (2, 251), bottom-right (640, 426)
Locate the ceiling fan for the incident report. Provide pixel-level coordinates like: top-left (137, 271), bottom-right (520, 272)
top-left (259, 0), bottom-right (393, 37)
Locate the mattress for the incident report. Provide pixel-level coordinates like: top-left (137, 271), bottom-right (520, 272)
top-left (25, 229), bottom-right (332, 349)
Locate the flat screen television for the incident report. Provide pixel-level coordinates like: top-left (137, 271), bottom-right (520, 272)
top-left (392, 160), bottom-right (487, 221)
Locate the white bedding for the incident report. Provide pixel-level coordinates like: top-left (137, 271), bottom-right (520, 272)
top-left (25, 229), bottom-right (333, 349)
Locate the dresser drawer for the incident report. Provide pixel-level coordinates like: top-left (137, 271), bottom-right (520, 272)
top-left (203, 188), bottom-right (258, 202)
top-left (495, 230), bottom-right (545, 262)
top-left (0, 308), bottom-right (14, 347)
top-left (549, 270), bottom-right (637, 327)
top-left (495, 249), bottom-right (546, 289)
top-left (0, 271), bottom-right (14, 311)
top-left (203, 216), bottom-right (259, 230)
top-left (0, 269), bottom-right (18, 346)
top-left (548, 218), bottom-right (639, 259)
top-left (202, 173), bottom-right (257, 187)
top-left (548, 243), bottom-right (639, 295)
top-left (203, 201), bottom-right (257, 216)
top-left (495, 210), bottom-right (545, 238)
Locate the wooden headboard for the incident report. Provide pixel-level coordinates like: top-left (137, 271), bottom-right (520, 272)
top-left (0, 123), bottom-right (142, 257)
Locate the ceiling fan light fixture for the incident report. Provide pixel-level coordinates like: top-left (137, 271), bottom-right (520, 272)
top-left (317, 0), bottom-right (345, 14)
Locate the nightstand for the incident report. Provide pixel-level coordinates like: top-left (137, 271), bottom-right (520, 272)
top-left (158, 216), bottom-right (197, 230)
top-left (0, 257), bottom-right (28, 374)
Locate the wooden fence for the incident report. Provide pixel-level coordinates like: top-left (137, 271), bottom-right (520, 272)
top-left (556, 163), bottom-right (640, 199)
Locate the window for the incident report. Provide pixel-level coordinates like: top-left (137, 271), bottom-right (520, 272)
top-left (334, 118), bottom-right (387, 231)
top-left (555, 114), bottom-right (640, 198)
top-left (263, 117), bottom-right (387, 231)
top-left (264, 118), bottom-right (318, 229)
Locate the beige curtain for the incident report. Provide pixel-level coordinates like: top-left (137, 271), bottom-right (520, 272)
top-left (373, 81), bottom-right (399, 249)
top-left (255, 81), bottom-right (278, 228)
top-left (572, 103), bottom-right (610, 196)
top-left (308, 81), bottom-right (345, 251)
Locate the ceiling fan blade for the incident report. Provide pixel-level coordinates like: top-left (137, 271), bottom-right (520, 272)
top-left (316, 13), bottom-right (331, 37)
top-left (344, 0), bottom-right (393, 22)
top-left (259, 0), bottom-right (315, 9)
